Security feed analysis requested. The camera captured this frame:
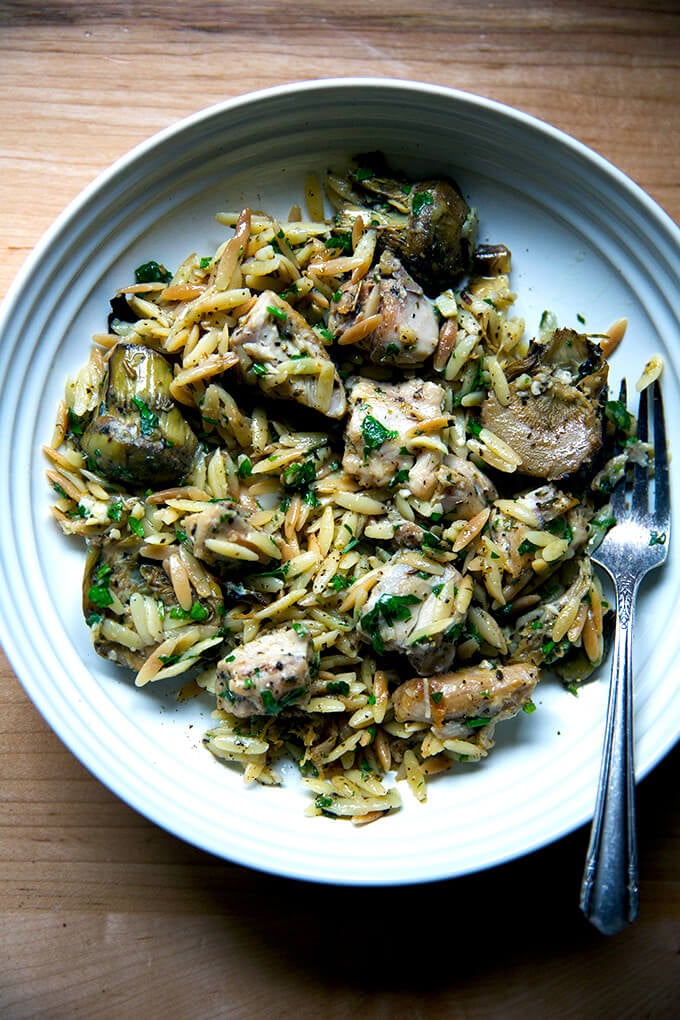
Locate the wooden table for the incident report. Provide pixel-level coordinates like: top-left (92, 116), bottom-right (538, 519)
top-left (2, 2), bottom-right (678, 1016)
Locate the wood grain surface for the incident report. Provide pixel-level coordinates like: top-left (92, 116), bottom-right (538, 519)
top-left (1, 2), bottom-right (678, 1017)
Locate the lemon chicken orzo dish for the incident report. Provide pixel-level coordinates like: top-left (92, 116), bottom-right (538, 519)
top-left (45, 156), bottom-right (660, 823)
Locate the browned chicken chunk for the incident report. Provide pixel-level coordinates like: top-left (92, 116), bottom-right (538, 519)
top-left (392, 662), bottom-right (539, 739)
top-left (216, 627), bottom-right (315, 717)
top-left (230, 291), bottom-right (346, 418)
top-left (358, 558), bottom-right (466, 674)
top-left (342, 376), bottom-right (445, 490)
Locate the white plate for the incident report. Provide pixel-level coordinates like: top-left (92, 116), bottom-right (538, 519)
top-left (1, 79), bottom-right (678, 885)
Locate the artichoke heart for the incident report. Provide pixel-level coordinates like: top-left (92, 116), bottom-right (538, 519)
top-left (80, 343), bottom-right (198, 488)
top-left (328, 155), bottom-right (477, 295)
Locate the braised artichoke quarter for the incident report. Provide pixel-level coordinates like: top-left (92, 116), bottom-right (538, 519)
top-left (326, 155), bottom-right (477, 294)
top-left (481, 327), bottom-right (609, 481)
top-left (80, 343), bottom-right (198, 488)
top-left (82, 537), bottom-right (223, 671)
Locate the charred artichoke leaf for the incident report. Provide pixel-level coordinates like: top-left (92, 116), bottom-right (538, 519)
top-left (80, 343), bottom-right (198, 488)
top-left (481, 328), bottom-right (608, 481)
top-left (328, 157), bottom-right (477, 294)
top-left (83, 536), bottom-right (223, 671)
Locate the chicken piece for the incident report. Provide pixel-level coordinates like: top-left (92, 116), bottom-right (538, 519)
top-left (80, 343), bottom-right (198, 489)
top-left (216, 627), bottom-right (315, 717)
top-left (230, 291), bottom-right (346, 418)
top-left (328, 250), bottom-right (439, 366)
top-left (481, 327), bottom-right (608, 480)
top-left (342, 376), bottom-right (445, 490)
top-left (436, 454), bottom-right (498, 520)
top-left (358, 559), bottom-right (466, 674)
top-left (183, 500), bottom-right (279, 566)
top-left (392, 662), bottom-right (539, 741)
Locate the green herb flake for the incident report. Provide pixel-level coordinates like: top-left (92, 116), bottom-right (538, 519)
top-left (107, 499), bottom-right (124, 522)
top-left (466, 716), bottom-right (490, 729)
top-left (361, 414), bottom-right (399, 457)
top-left (605, 399), bottom-right (632, 433)
top-left (360, 593), bottom-right (421, 654)
top-left (282, 459), bottom-right (317, 492)
top-left (88, 580), bottom-right (114, 608)
top-left (134, 260), bottom-right (172, 284)
top-left (260, 687), bottom-right (306, 716)
top-left (412, 190), bottom-right (434, 215)
top-left (421, 530), bottom-right (443, 550)
top-left (128, 516), bottom-right (145, 538)
top-left (325, 232), bottom-right (353, 252)
top-left (266, 304), bottom-right (288, 321)
top-left (326, 680), bottom-right (350, 696)
top-left (132, 396), bottom-right (159, 437)
top-left (67, 407), bottom-right (84, 436)
top-left (329, 574), bottom-right (353, 591)
top-left (522, 700), bottom-right (537, 714)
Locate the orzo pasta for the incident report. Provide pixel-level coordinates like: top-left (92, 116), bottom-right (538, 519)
top-left (46, 157), bottom-right (660, 822)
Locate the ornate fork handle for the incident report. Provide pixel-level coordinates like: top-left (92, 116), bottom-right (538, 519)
top-left (580, 569), bottom-right (640, 935)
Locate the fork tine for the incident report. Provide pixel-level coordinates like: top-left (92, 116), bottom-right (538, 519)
top-left (631, 385), bottom-right (650, 513)
top-left (652, 380), bottom-right (671, 526)
top-left (609, 379), bottom-right (630, 518)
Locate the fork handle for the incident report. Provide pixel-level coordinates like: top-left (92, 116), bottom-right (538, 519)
top-left (580, 572), bottom-right (640, 935)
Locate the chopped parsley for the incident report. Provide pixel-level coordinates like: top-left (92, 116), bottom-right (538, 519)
top-left (260, 687), bottom-right (307, 716)
top-left (605, 399), bottom-right (632, 433)
top-left (282, 459), bottom-right (317, 492)
top-left (88, 563), bottom-right (114, 608)
top-left (134, 260), bottom-right (173, 284)
top-left (326, 680), bottom-right (350, 696)
top-left (132, 396), bottom-right (159, 437)
top-left (547, 517), bottom-right (573, 542)
top-left (466, 716), bottom-right (490, 729)
top-left (170, 600), bottom-right (209, 622)
top-left (107, 499), bottom-right (124, 522)
top-left (128, 516), bottom-right (145, 538)
top-left (266, 304), bottom-right (288, 321)
top-left (237, 456), bottom-right (253, 479)
top-left (329, 574), bottom-right (353, 591)
top-left (361, 414), bottom-right (398, 457)
top-left (412, 190), bottom-right (434, 215)
top-left (360, 593), bottom-right (421, 654)
top-left (325, 232), bottom-right (353, 252)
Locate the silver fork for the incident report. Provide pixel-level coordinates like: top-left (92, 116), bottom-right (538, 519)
top-left (580, 378), bottom-right (671, 935)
